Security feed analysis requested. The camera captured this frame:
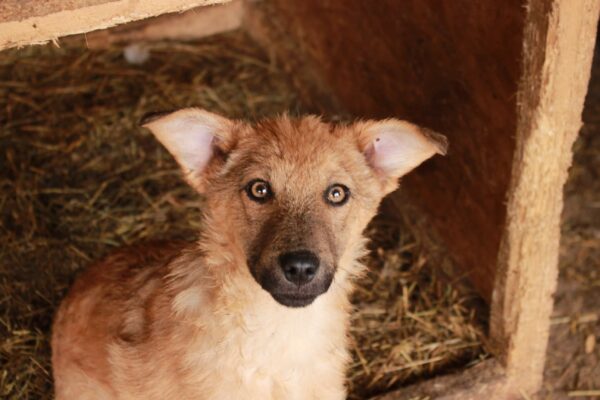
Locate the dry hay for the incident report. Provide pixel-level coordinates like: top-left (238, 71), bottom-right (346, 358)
top-left (348, 206), bottom-right (487, 399)
top-left (0, 31), bottom-right (486, 399)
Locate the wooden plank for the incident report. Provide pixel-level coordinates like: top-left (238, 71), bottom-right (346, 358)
top-left (85, 1), bottom-right (243, 48)
top-left (246, 0), bottom-right (526, 301)
top-left (0, 0), bottom-right (228, 50)
top-left (0, 0), bottom-right (110, 23)
top-left (372, 360), bottom-right (512, 400)
top-left (489, 0), bottom-right (600, 395)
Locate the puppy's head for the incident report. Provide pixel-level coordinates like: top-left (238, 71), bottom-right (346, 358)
top-left (144, 109), bottom-right (447, 308)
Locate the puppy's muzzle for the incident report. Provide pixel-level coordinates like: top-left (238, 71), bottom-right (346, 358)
top-left (252, 248), bottom-right (333, 308)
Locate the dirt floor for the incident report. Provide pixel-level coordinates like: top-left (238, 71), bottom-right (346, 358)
top-left (0, 32), bottom-right (486, 399)
top-left (538, 40), bottom-right (600, 400)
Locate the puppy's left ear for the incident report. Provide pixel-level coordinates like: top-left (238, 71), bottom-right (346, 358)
top-left (142, 108), bottom-right (236, 190)
top-left (357, 119), bottom-right (448, 193)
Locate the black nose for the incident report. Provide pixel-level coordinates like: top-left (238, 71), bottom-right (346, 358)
top-left (278, 250), bottom-right (320, 286)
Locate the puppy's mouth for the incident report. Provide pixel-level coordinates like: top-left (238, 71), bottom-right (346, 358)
top-left (270, 292), bottom-right (319, 308)
top-left (261, 271), bottom-right (334, 308)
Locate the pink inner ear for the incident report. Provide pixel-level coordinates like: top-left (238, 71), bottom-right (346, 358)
top-left (367, 124), bottom-right (439, 177)
top-left (144, 108), bottom-right (234, 187)
top-left (165, 119), bottom-right (216, 173)
top-left (146, 113), bottom-right (221, 175)
top-left (371, 130), bottom-right (418, 173)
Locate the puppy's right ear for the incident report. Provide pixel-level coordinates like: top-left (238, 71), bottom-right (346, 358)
top-left (142, 108), bottom-right (235, 189)
top-left (355, 119), bottom-right (448, 195)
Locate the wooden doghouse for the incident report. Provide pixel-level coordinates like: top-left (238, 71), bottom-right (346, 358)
top-left (1, 0), bottom-right (598, 398)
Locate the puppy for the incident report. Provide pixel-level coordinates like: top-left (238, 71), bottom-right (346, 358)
top-left (52, 109), bottom-right (447, 399)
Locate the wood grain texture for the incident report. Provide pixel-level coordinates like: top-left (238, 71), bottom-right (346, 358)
top-left (85, 1), bottom-right (243, 48)
top-left (490, 0), bottom-right (600, 395)
top-left (0, 0), bottom-right (228, 50)
top-left (372, 360), bottom-right (513, 400)
top-left (0, 0), bottom-right (112, 23)
top-left (254, 0), bottom-right (526, 301)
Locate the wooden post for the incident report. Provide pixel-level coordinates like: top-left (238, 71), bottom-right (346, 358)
top-left (490, 0), bottom-right (600, 395)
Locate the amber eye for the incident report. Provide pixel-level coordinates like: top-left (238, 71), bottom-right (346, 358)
top-left (245, 179), bottom-right (273, 203)
top-left (324, 184), bottom-right (350, 206)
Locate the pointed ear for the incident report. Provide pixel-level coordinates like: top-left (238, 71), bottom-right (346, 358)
top-left (142, 108), bottom-right (234, 189)
top-left (357, 119), bottom-right (448, 191)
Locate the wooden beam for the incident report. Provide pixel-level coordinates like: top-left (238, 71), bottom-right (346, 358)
top-left (0, 0), bottom-right (229, 50)
top-left (85, 1), bottom-right (243, 48)
top-left (489, 0), bottom-right (600, 395)
top-left (371, 360), bottom-right (510, 400)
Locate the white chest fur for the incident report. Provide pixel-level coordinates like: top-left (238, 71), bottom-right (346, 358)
top-left (179, 286), bottom-right (349, 400)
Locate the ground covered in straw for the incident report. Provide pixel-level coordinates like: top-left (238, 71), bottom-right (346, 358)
top-left (0, 31), bottom-right (486, 399)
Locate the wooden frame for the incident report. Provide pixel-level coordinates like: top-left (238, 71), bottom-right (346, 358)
top-left (1, 0), bottom-right (598, 397)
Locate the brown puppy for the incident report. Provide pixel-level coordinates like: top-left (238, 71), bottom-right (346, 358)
top-left (52, 109), bottom-right (447, 400)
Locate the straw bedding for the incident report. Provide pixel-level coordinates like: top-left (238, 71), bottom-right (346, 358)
top-left (0, 31), bottom-right (486, 399)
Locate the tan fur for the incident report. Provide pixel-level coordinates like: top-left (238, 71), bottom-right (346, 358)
top-left (52, 112), bottom-right (446, 399)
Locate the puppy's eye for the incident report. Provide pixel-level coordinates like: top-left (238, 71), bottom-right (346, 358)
top-left (324, 184), bottom-right (350, 206)
top-left (245, 179), bottom-right (273, 203)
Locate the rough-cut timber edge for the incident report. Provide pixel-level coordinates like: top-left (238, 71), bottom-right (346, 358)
top-left (0, 0), bottom-right (229, 50)
top-left (490, 0), bottom-right (600, 396)
top-left (372, 360), bottom-right (509, 400)
top-left (85, 1), bottom-right (243, 48)
top-left (244, 0), bottom-right (525, 302)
